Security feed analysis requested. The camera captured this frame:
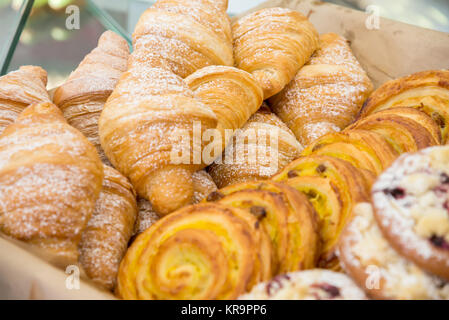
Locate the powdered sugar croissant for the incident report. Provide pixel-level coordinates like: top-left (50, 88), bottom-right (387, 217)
top-left (270, 33), bottom-right (373, 146)
top-left (0, 66), bottom-right (50, 134)
top-left (54, 31), bottom-right (130, 163)
top-left (233, 7), bottom-right (319, 99)
top-left (0, 102), bottom-right (103, 266)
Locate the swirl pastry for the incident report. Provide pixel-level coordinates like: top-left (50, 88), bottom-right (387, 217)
top-left (208, 105), bottom-right (303, 188)
top-left (207, 181), bottom-right (319, 273)
top-left (185, 65), bottom-right (263, 151)
top-left (270, 33), bottom-right (373, 146)
top-left (301, 129), bottom-right (399, 175)
top-left (372, 146), bottom-right (449, 281)
top-left (133, 170), bottom-right (217, 236)
top-left (339, 202), bottom-right (449, 299)
top-left (130, 0), bottom-right (233, 78)
top-left (232, 7), bottom-right (319, 99)
top-left (239, 269), bottom-right (367, 300)
top-left (360, 70), bottom-right (449, 143)
top-left (0, 102), bottom-right (103, 266)
top-left (79, 165), bottom-right (137, 291)
top-left (0, 66), bottom-right (50, 134)
top-left (117, 203), bottom-right (272, 300)
top-left (53, 31), bottom-right (130, 163)
top-left (347, 107), bottom-right (441, 154)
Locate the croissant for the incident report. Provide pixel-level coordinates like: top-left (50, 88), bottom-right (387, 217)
top-left (0, 102), bottom-right (103, 266)
top-left (205, 180), bottom-right (319, 273)
top-left (53, 31), bottom-right (130, 163)
top-left (301, 129), bottom-right (399, 176)
top-left (269, 33), bottom-right (374, 146)
top-left (79, 165), bottom-right (137, 291)
top-left (133, 170), bottom-right (217, 236)
top-left (359, 70), bottom-right (449, 143)
top-left (185, 65), bottom-right (264, 150)
top-left (117, 203), bottom-right (272, 300)
top-left (208, 105), bottom-right (303, 188)
top-left (233, 7), bottom-right (319, 99)
top-left (129, 0), bottom-right (233, 78)
top-left (0, 66), bottom-right (50, 134)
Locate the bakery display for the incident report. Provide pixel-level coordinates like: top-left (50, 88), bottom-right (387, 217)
top-left (0, 66), bottom-right (50, 134)
top-left (53, 31), bottom-right (130, 164)
top-left (1, 0), bottom-right (448, 301)
top-left (0, 102), bottom-right (103, 267)
top-left (270, 33), bottom-right (373, 146)
top-left (233, 7), bottom-right (319, 99)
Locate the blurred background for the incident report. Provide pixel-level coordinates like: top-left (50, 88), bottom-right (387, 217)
top-left (1, 0), bottom-right (448, 88)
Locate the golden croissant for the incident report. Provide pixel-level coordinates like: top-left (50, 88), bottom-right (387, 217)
top-left (54, 31), bottom-right (130, 163)
top-left (233, 7), bottom-right (319, 99)
top-left (208, 104), bottom-right (303, 188)
top-left (79, 165), bottom-right (137, 291)
top-left (129, 0), bottom-right (233, 78)
top-left (0, 102), bottom-right (103, 266)
top-left (117, 203), bottom-right (272, 300)
top-left (270, 33), bottom-right (374, 146)
top-left (0, 66), bottom-right (50, 134)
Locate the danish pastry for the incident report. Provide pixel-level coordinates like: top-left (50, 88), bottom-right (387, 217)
top-left (372, 146), bottom-right (449, 280)
top-left (339, 202), bottom-right (449, 299)
top-left (232, 7), bottom-right (319, 99)
top-left (207, 180), bottom-right (319, 273)
top-left (238, 269), bottom-right (367, 300)
top-left (270, 33), bottom-right (373, 146)
top-left (360, 70), bottom-right (449, 143)
top-left (117, 203), bottom-right (272, 300)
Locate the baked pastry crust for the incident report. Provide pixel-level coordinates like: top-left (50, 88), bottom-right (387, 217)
top-left (359, 70), bottom-right (449, 143)
top-left (233, 7), bottom-right (319, 99)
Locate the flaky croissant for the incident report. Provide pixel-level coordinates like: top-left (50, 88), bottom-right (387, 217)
top-left (129, 0), bottom-right (233, 78)
top-left (208, 105), bottom-right (303, 188)
top-left (53, 31), bottom-right (130, 163)
top-left (100, 0), bottom-right (236, 216)
top-left (269, 33), bottom-right (374, 146)
top-left (0, 66), bottom-right (50, 134)
top-left (0, 102), bottom-right (103, 266)
top-left (233, 7), bottom-right (319, 99)
top-left (359, 69), bottom-right (449, 143)
top-left (79, 165), bottom-right (137, 291)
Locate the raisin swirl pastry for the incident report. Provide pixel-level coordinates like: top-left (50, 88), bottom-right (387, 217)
top-left (347, 107), bottom-right (441, 154)
top-left (372, 146), bottom-right (449, 281)
top-left (339, 202), bottom-right (449, 299)
top-left (206, 181), bottom-right (319, 273)
top-left (79, 165), bottom-right (137, 291)
top-left (0, 102), bottom-right (103, 266)
top-left (116, 203), bottom-right (273, 300)
top-left (360, 70), bottom-right (449, 143)
top-left (0, 65), bottom-right (50, 134)
top-left (301, 129), bottom-right (399, 176)
top-left (232, 7), bottom-right (319, 99)
top-left (238, 269), bottom-right (367, 300)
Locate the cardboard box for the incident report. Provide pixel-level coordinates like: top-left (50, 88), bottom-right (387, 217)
top-left (1, 0), bottom-right (448, 299)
